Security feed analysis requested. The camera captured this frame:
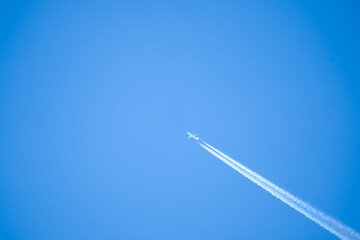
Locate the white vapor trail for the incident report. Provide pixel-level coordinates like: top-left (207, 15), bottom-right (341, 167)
top-left (196, 139), bottom-right (360, 240)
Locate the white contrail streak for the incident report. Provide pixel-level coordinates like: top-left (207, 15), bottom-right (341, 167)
top-left (196, 139), bottom-right (360, 240)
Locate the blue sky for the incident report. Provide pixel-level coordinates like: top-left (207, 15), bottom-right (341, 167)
top-left (1, 1), bottom-right (360, 239)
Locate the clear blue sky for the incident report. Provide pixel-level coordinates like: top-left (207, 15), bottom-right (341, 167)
top-left (1, 1), bottom-right (360, 239)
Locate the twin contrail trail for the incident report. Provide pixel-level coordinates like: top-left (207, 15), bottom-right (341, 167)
top-left (193, 137), bottom-right (360, 240)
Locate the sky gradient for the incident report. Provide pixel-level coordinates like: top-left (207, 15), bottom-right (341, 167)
top-left (1, 1), bottom-right (360, 239)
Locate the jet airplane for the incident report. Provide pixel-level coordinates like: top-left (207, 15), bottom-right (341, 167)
top-left (187, 132), bottom-right (199, 140)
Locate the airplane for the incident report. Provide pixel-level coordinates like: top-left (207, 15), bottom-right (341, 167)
top-left (187, 132), bottom-right (199, 140)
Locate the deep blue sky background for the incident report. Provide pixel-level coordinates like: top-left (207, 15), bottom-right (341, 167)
top-left (1, 1), bottom-right (360, 239)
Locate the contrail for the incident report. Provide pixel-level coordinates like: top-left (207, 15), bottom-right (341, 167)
top-left (195, 138), bottom-right (360, 240)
